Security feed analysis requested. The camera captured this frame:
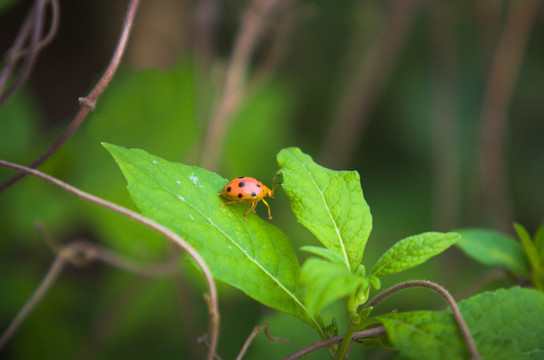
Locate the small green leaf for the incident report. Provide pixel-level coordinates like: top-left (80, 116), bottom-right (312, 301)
top-left (300, 246), bottom-right (346, 266)
top-left (368, 275), bottom-right (381, 290)
top-left (535, 221), bottom-right (544, 262)
top-left (277, 147), bottom-right (372, 273)
top-left (456, 229), bottom-right (530, 276)
top-left (370, 232), bottom-right (459, 277)
top-left (371, 287), bottom-right (544, 360)
top-left (514, 223), bottom-right (542, 274)
top-left (103, 143), bottom-right (323, 333)
top-left (300, 258), bottom-right (365, 316)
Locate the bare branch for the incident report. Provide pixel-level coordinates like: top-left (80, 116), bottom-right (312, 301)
top-left (281, 327), bottom-right (386, 360)
top-left (477, 0), bottom-right (538, 231)
top-left (7, 0), bottom-right (60, 63)
top-left (0, 234), bottom-right (178, 351)
top-left (319, 0), bottom-right (421, 167)
top-left (236, 323), bottom-right (287, 360)
top-left (0, 160), bottom-right (220, 360)
top-left (365, 280), bottom-right (481, 360)
top-left (0, 255), bottom-right (67, 349)
top-left (201, 0), bottom-right (289, 171)
top-left (0, 0), bottom-right (48, 106)
top-left (0, 0), bottom-right (140, 192)
top-left (198, 334), bottom-right (224, 360)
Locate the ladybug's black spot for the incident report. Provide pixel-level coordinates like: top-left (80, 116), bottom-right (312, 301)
top-left (256, 184), bottom-right (261, 188)
top-left (238, 182), bottom-right (245, 187)
top-left (237, 177), bottom-right (244, 179)
top-left (251, 192), bottom-right (256, 197)
top-left (226, 187), bottom-right (232, 192)
top-left (237, 193), bottom-right (243, 198)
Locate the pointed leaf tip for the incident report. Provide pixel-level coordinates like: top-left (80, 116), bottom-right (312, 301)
top-left (277, 147), bottom-right (372, 273)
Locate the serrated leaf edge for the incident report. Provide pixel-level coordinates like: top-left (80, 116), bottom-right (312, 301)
top-left (288, 151), bottom-right (352, 273)
top-left (370, 232), bottom-right (459, 277)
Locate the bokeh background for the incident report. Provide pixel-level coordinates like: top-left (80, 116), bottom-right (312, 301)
top-left (1, 0), bottom-right (543, 359)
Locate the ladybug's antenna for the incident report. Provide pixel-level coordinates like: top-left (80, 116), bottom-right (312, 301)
top-left (272, 172), bottom-right (283, 192)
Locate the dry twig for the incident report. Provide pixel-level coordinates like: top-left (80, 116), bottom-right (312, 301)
top-left (0, 0), bottom-right (51, 105)
top-left (0, 160), bottom-right (220, 360)
top-left (281, 327), bottom-right (386, 360)
top-left (0, 0), bottom-right (140, 192)
top-left (201, 0), bottom-right (289, 171)
top-left (236, 323), bottom-right (288, 360)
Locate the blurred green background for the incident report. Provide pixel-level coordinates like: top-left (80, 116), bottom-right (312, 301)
top-left (1, 0), bottom-right (543, 359)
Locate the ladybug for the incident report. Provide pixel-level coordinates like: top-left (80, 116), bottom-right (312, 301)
top-left (219, 177), bottom-right (275, 220)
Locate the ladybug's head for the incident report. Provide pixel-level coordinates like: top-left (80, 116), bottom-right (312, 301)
top-left (264, 186), bottom-right (274, 198)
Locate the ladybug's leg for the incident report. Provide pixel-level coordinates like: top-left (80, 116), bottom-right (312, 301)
top-left (250, 202), bottom-right (257, 213)
top-left (261, 199), bottom-right (272, 219)
top-left (220, 200), bottom-right (239, 206)
top-left (243, 205), bottom-right (253, 220)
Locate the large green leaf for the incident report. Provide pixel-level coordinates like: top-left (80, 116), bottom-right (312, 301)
top-left (372, 287), bottom-right (544, 360)
top-left (458, 287), bottom-right (544, 358)
top-left (375, 311), bottom-right (522, 360)
top-left (300, 258), bottom-right (365, 315)
top-left (370, 232), bottom-right (459, 277)
top-left (456, 229), bottom-right (530, 276)
top-left (277, 147), bottom-right (372, 273)
top-left (103, 143), bottom-right (323, 334)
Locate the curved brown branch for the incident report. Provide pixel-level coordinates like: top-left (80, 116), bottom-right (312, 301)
top-left (7, 0), bottom-right (60, 63)
top-left (236, 323), bottom-right (288, 360)
top-left (0, 237), bottom-right (178, 350)
top-left (0, 160), bottom-right (219, 360)
top-left (201, 0), bottom-right (289, 171)
top-left (0, 254), bottom-right (66, 349)
top-left (0, 4), bottom-right (35, 93)
top-left (365, 280), bottom-right (481, 360)
top-left (0, 0), bottom-right (48, 106)
top-left (0, 0), bottom-right (140, 193)
top-left (281, 327), bottom-right (386, 360)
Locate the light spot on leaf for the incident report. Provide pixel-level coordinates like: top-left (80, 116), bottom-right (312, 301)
top-left (190, 174), bottom-right (202, 187)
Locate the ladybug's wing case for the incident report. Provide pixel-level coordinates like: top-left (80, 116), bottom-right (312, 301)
top-left (219, 178), bottom-right (264, 202)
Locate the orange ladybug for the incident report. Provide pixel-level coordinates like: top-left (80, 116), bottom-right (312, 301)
top-left (219, 177), bottom-right (274, 220)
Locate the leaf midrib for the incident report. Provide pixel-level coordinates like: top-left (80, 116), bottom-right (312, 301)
top-left (294, 155), bottom-right (351, 272)
top-left (140, 161), bottom-right (324, 335)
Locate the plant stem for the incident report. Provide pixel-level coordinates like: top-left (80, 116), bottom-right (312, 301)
top-left (335, 319), bottom-right (356, 360)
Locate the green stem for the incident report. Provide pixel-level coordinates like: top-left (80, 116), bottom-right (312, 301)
top-left (335, 321), bottom-right (356, 360)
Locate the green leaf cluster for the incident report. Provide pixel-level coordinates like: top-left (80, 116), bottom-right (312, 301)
top-left (104, 144), bottom-right (461, 352)
top-left (371, 287), bottom-right (544, 360)
top-left (276, 148), bottom-right (458, 317)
